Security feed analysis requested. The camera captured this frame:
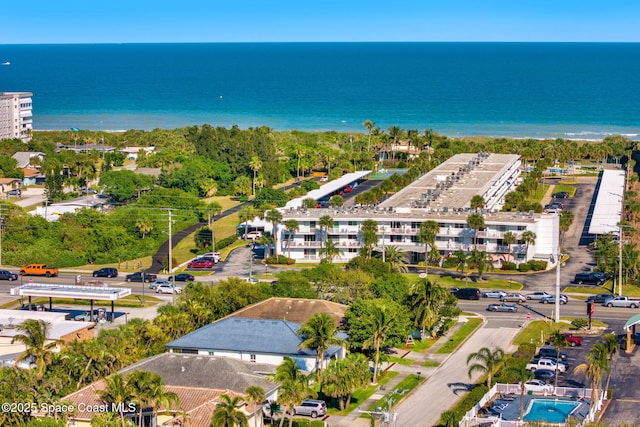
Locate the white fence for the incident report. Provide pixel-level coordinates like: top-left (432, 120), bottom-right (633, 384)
top-left (458, 383), bottom-right (596, 427)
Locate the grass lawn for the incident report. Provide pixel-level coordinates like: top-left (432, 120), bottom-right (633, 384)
top-left (552, 184), bottom-right (577, 196)
top-left (203, 195), bottom-right (241, 211)
top-left (73, 256), bottom-right (153, 274)
top-left (564, 283), bottom-right (640, 297)
top-left (513, 319), bottom-right (609, 348)
top-left (527, 183), bottom-right (550, 204)
top-left (436, 317), bottom-right (483, 354)
top-left (326, 371), bottom-right (399, 416)
top-left (365, 374), bottom-right (424, 413)
top-left (421, 360), bottom-right (440, 367)
top-left (387, 356), bottom-right (414, 365)
top-left (408, 337), bottom-right (437, 352)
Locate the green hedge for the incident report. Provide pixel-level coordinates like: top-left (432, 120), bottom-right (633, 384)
top-left (265, 255), bottom-right (295, 265)
top-left (215, 235), bottom-right (238, 251)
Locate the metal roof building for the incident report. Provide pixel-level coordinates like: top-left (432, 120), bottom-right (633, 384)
top-left (587, 169), bottom-right (625, 236)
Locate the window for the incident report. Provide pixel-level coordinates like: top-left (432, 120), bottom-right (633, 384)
top-left (348, 248), bottom-right (358, 253)
top-left (304, 235), bottom-right (317, 242)
top-left (348, 221), bottom-right (358, 226)
top-left (517, 225), bottom-right (526, 231)
top-left (390, 235), bottom-right (403, 242)
top-left (391, 221), bottom-right (401, 229)
top-left (410, 235), bottom-right (419, 242)
top-left (348, 234), bottom-right (358, 240)
top-left (309, 221), bottom-right (317, 228)
top-left (208, 351), bottom-right (215, 356)
top-left (411, 222), bottom-right (421, 229)
top-left (181, 349), bottom-right (198, 355)
top-left (304, 249), bottom-right (316, 256)
top-left (250, 354), bottom-right (256, 363)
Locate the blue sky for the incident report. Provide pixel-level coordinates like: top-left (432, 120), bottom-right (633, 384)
top-left (2, 0), bottom-right (638, 44)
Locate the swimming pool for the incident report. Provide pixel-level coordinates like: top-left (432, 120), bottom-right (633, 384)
top-left (524, 398), bottom-right (581, 423)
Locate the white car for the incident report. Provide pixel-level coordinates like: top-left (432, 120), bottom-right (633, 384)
top-left (524, 379), bottom-right (554, 394)
top-left (526, 291), bottom-right (552, 300)
top-left (155, 283), bottom-right (182, 294)
top-left (149, 279), bottom-right (172, 289)
top-left (482, 290), bottom-right (507, 299)
top-left (319, 176), bottom-right (329, 182)
top-left (243, 231), bottom-right (262, 240)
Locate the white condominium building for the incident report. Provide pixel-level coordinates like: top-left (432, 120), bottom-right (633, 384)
top-left (278, 153), bottom-right (560, 267)
top-left (0, 92), bottom-right (33, 142)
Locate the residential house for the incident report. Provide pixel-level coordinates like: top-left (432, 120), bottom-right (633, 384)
top-left (0, 177), bottom-right (21, 196)
top-left (166, 317), bottom-right (347, 372)
top-left (121, 146), bottom-right (155, 161)
top-left (227, 297), bottom-right (347, 325)
top-left (57, 353), bottom-right (277, 427)
top-left (11, 151), bottom-right (44, 168)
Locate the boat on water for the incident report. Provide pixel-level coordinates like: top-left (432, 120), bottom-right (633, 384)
top-left (1, 61), bottom-right (10, 65)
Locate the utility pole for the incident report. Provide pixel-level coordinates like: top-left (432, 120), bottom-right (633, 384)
top-left (619, 224), bottom-right (623, 296)
top-left (0, 207), bottom-right (5, 267)
top-left (555, 245), bottom-right (561, 323)
top-left (168, 209), bottom-right (174, 304)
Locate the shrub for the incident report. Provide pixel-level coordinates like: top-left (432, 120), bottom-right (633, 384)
top-left (442, 257), bottom-right (458, 268)
top-left (528, 260), bottom-right (548, 271)
top-left (571, 318), bottom-right (588, 330)
top-left (518, 263), bottom-right (531, 272)
top-left (300, 180), bottom-right (320, 191)
top-left (215, 235), bottom-right (238, 251)
top-left (265, 255), bottom-right (295, 265)
top-left (513, 343), bottom-right (536, 359)
top-left (501, 261), bottom-right (517, 270)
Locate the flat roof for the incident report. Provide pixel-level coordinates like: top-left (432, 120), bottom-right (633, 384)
top-left (285, 170), bottom-right (372, 209)
top-left (588, 169), bottom-right (625, 236)
top-left (10, 283), bottom-right (131, 301)
top-left (379, 153), bottom-right (520, 209)
top-left (0, 309), bottom-right (94, 342)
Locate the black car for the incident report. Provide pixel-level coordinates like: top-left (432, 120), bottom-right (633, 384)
top-left (534, 369), bottom-right (556, 382)
top-left (453, 288), bottom-right (481, 300)
top-left (92, 267), bottom-right (118, 278)
top-left (169, 273), bottom-right (195, 282)
top-left (574, 272), bottom-right (606, 285)
top-left (0, 269), bottom-right (18, 281)
top-left (552, 191), bottom-right (569, 199)
top-left (538, 346), bottom-right (567, 360)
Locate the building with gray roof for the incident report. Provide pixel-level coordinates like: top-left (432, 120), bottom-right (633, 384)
top-left (166, 317), bottom-right (346, 372)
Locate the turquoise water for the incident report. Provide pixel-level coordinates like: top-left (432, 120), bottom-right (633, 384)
top-left (1, 42), bottom-right (640, 139)
top-left (524, 398), bottom-right (581, 423)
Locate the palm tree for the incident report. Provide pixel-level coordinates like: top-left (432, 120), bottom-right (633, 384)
top-left (249, 156), bottom-right (262, 197)
top-left (244, 386), bottom-right (265, 427)
top-left (466, 213), bottom-right (485, 251)
top-left (360, 219), bottom-right (379, 259)
top-left (284, 219), bottom-right (299, 259)
top-left (574, 343), bottom-right (608, 410)
top-left (297, 313), bottom-right (345, 372)
top-left (363, 120), bottom-right (375, 152)
top-left (502, 231), bottom-right (517, 263)
top-left (549, 330), bottom-right (569, 391)
top-left (507, 363), bottom-right (534, 418)
top-left (470, 195), bottom-right (485, 212)
top-left (98, 373), bottom-right (134, 427)
top-left (410, 278), bottom-right (448, 339)
top-left (319, 214), bottom-right (334, 251)
top-left (451, 249), bottom-right (469, 281)
top-left (469, 250), bottom-right (494, 280)
top-left (362, 303), bottom-right (395, 384)
top-left (207, 201), bottom-right (223, 250)
top-left (319, 239), bottom-right (342, 263)
top-left (320, 354), bottom-right (370, 410)
top-left (559, 209), bottom-right (574, 248)
top-left (128, 370), bottom-right (157, 426)
top-left (466, 346), bottom-right (505, 388)
top-left (136, 216), bottom-right (153, 239)
top-left (11, 319), bottom-right (60, 380)
top-left (418, 220), bottom-right (439, 276)
top-left (270, 357), bottom-right (316, 427)
top-left (380, 245), bottom-right (409, 273)
top-left (602, 333), bottom-right (619, 397)
top-left (239, 205), bottom-right (258, 241)
top-left (264, 209), bottom-right (283, 258)
top-left (520, 230), bottom-right (537, 261)
top-left (211, 394), bottom-right (248, 427)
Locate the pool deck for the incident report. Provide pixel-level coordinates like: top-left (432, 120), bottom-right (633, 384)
top-left (484, 395), bottom-right (590, 423)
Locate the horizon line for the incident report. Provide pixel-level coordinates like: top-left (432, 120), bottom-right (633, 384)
top-left (3, 41), bottom-right (640, 46)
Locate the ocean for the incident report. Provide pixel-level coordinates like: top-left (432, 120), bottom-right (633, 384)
top-left (1, 42), bottom-right (639, 140)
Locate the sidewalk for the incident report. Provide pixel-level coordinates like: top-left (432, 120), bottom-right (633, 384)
top-left (331, 320), bottom-right (468, 427)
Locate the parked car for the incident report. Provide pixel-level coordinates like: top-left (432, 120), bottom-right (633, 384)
top-left (482, 290), bottom-right (508, 299)
top-left (169, 273), bottom-right (195, 282)
top-left (524, 379), bottom-right (554, 394)
top-left (538, 346), bottom-right (567, 360)
top-left (500, 293), bottom-right (527, 303)
top-left (552, 192), bottom-right (569, 199)
top-left (453, 288), bottom-right (481, 300)
top-left (547, 333), bottom-right (582, 347)
top-left (7, 189), bottom-right (21, 196)
top-left (0, 269), bottom-right (18, 281)
top-left (533, 369), bottom-right (556, 382)
top-left (92, 267), bottom-right (118, 278)
top-left (188, 259), bottom-right (214, 268)
top-left (293, 400), bottom-right (326, 418)
top-left (573, 272), bottom-right (607, 285)
top-left (319, 176), bottom-right (329, 182)
top-left (526, 291), bottom-right (552, 300)
top-left (540, 294), bottom-right (568, 304)
top-left (156, 283), bottom-right (182, 294)
top-left (149, 279), bottom-right (173, 290)
top-left (486, 303), bottom-right (518, 313)
top-left (586, 293), bottom-right (614, 304)
top-left (74, 308), bottom-right (106, 322)
top-left (243, 231), bottom-right (262, 240)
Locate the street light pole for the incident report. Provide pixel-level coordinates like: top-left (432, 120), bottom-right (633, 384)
top-left (555, 246), bottom-right (560, 323)
top-left (619, 224), bottom-right (623, 296)
top-left (168, 209), bottom-right (175, 305)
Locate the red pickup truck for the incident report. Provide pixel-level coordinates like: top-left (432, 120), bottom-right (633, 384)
top-left (549, 332), bottom-right (583, 347)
